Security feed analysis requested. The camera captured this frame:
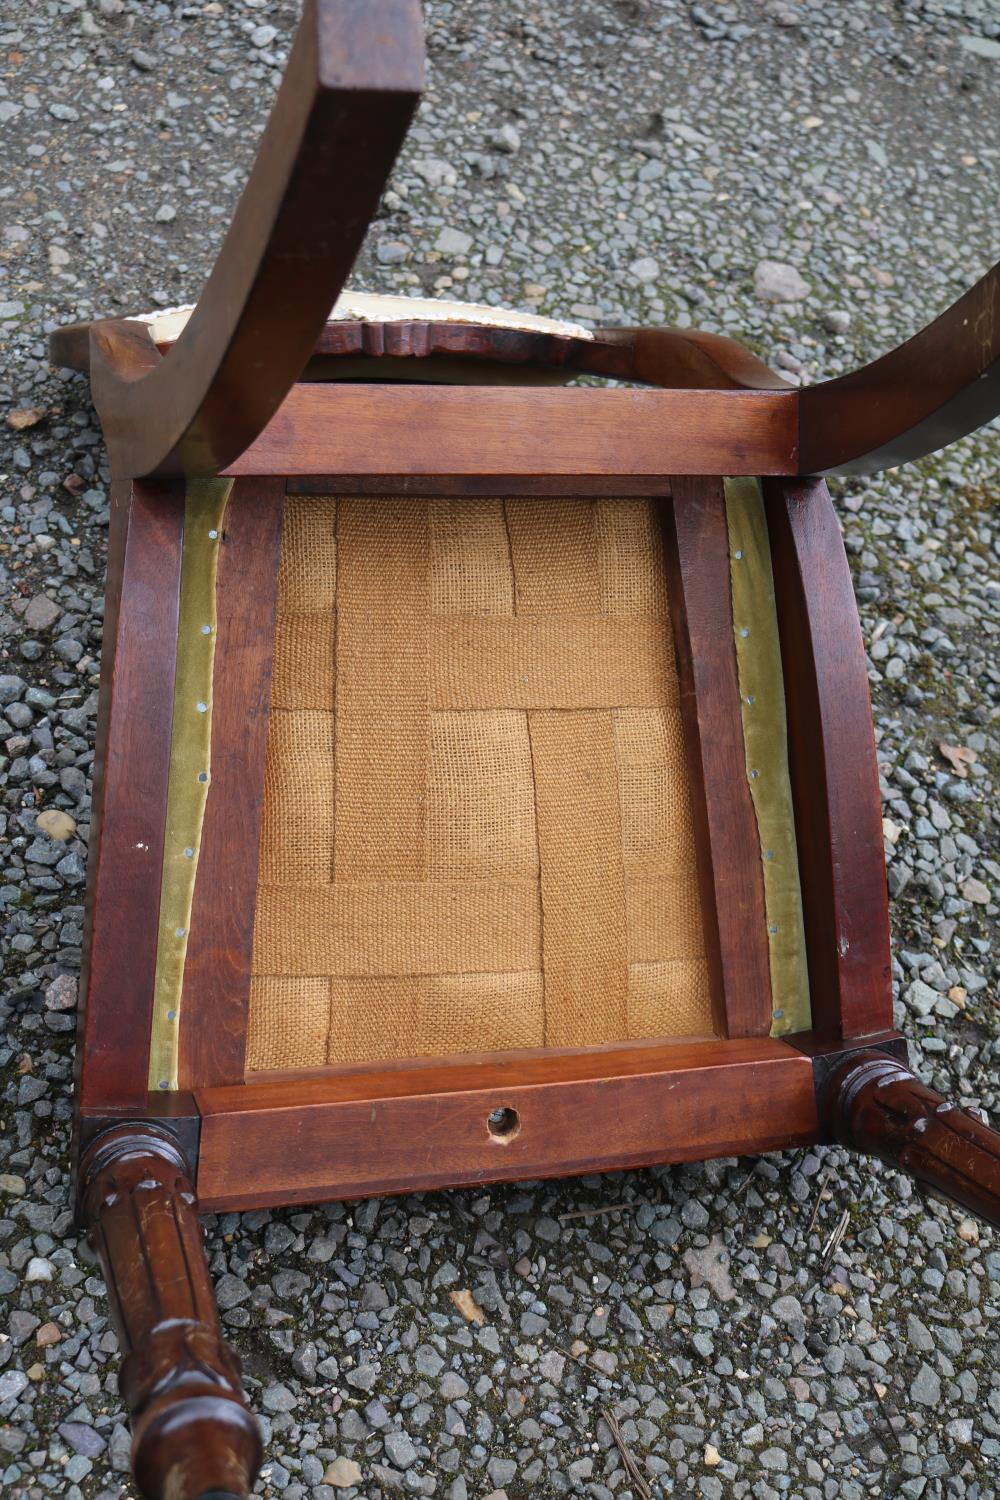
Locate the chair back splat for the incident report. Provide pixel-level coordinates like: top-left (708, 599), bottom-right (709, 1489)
top-left (49, 4), bottom-right (999, 1496)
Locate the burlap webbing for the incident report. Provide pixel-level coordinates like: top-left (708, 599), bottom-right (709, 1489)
top-left (429, 711), bottom-right (538, 880)
top-left (248, 493), bottom-right (714, 1071)
top-left (529, 710), bottom-right (629, 1046)
top-left (429, 617), bottom-right (675, 710)
top-left (246, 975), bottom-right (331, 1072)
top-left (257, 711), bottom-right (335, 887)
top-left (252, 881), bottom-right (541, 977)
top-left (334, 498), bottom-right (430, 880)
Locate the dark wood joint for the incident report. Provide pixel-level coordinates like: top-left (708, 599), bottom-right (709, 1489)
top-left (77, 1123), bottom-right (262, 1500)
top-left (77, 1107), bottom-right (201, 1194)
top-left (820, 1049), bottom-right (1000, 1229)
top-left (795, 1033), bottom-right (909, 1143)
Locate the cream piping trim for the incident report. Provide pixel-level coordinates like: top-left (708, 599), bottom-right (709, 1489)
top-left (725, 476), bottom-right (812, 1037)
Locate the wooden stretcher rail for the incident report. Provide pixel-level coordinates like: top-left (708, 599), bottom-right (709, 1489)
top-left (220, 383), bottom-right (799, 477)
top-left (193, 1038), bottom-right (818, 1210)
top-left (63, 281), bottom-right (1000, 485)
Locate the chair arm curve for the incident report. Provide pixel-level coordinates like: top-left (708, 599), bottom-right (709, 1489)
top-left (82, 0), bottom-right (424, 480)
top-left (800, 258), bottom-right (1000, 475)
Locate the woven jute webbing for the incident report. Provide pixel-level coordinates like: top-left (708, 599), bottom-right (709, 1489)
top-left (248, 494), bottom-right (713, 1070)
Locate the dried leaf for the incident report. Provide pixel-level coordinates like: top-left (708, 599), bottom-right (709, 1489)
top-left (449, 1288), bottom-right (486, 1326)
top-left (939, 741), bottom-right (977, 779)
top-left (6, 407), bottom-right (46, 431)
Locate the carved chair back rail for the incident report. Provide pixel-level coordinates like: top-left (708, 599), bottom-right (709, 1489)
top-left (48, 3), bottom-right (1000, 1498)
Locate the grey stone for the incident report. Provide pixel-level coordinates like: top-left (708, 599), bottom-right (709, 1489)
top-left (680, 1198), bottom-right (710, 1230)
top-left (628, 256), bottom-right (659, 283)
top-left (345, 1362), bottom-right (379, 1392)
top-left (911, 1362), bottom-right (941, 1405)
top-left (414, 1345), bottom-right (444, 1377)
top-left (822, 309), bottom-right (852, 334)
top-left (960, 35), bottom-right (1000, 59)
top-left (215, 1273), bottom-right (251, 1310)
top-left (23, 594), bottom-right (61, 631)
top-left (384, 1431), bottom-right (417, 1469)
top-left (262, 1383), bottom-right (297, 1413)
top-left (753, 259), bottom-right (810, 302)
top-left (492, 123), bottom-right (521, 154)
top-left (57, 1422), bottom-right (106, 1457)
top-left (0, 1370), bottom-right (29, 1402)
top-left (435, 227), bottom-right (473, 256)
top-left (487, 1457), bottom-right (517, 1487)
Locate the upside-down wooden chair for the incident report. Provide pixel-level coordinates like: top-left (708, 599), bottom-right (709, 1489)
top-left (48, 3), bottom-right (1000, 1497)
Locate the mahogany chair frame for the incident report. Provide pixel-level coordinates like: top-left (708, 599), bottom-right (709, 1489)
top-left (47, 3), bottom-right (999, 1497)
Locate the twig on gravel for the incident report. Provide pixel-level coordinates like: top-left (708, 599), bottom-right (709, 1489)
top-left (868, 1375), bottom-right (905, 1456)
top-left (733, 1157), bottom-right (762, 1198)
top-left (559, 1200), bottom-right (641, 1223)
top-left (820, 1207), bottom-right (851, 1276)
top-left (601, 1407), bottom-right (653, 1500)
top-left (807, 1166), bottom-right (833, 1234)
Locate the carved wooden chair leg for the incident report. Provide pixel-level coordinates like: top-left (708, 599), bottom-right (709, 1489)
top-left (826, 1051), bottom-right (1000, 1229)
top-left (78, 1124), bottom-right (262, 1500)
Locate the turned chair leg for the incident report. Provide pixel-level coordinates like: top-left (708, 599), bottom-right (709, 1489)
top-left (78, 1124), bottom-right (262, 1500)
top-left (826, 1051), bottom-right (1000, 1228)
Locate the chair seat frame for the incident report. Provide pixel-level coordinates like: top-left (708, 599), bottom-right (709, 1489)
top-left (49, 4), bottom-right (999, 1498)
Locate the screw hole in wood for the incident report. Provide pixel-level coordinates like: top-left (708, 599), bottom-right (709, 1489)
top-left (486, 1106), bottom-right (521, 1143)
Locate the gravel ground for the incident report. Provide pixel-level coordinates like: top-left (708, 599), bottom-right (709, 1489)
top-left (1, 1), bottom-right (999, 1497)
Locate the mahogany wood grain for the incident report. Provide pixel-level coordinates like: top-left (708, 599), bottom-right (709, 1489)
top-left (764, 478), bottom-right (893, 1038)
top-left (79, 1124), bottom-right (261, 1499)
top-left (178, 480), bottom-right (284, 1090)
top-left (661, 480), bottom-right (773, 1039)
top-left (828, 1052), bottom-right (1000, 1228)
top-left (287, 474), bottom-right (681, 497)
top-left (594, 326), bottom-right (793, 392)
top-left (801, 258), bottom-right (1000, 475)
top-left (222, 384), bottom-right (798, 478)
top-left (195, 1038), bottom-right (817, 1210)
top-left (78, 482), bottom-right (184, 1111)
top-left (86, 0), bottom-right (423, 478)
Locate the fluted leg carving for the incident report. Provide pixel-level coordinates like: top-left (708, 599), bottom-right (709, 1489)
top-left (78, 1124), bottom-right (262, 1500)
top-left (828, 1051), bottom-right (1000, 1228)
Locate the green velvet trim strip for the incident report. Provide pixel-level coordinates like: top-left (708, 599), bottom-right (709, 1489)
top-left (725, 477), bottom-right (811, 1037)
top-left (147, 478), bottom-right (233, 1091)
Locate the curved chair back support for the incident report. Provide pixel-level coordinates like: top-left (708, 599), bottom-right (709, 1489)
top-left (89, 0), bottom-right (424, 478)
